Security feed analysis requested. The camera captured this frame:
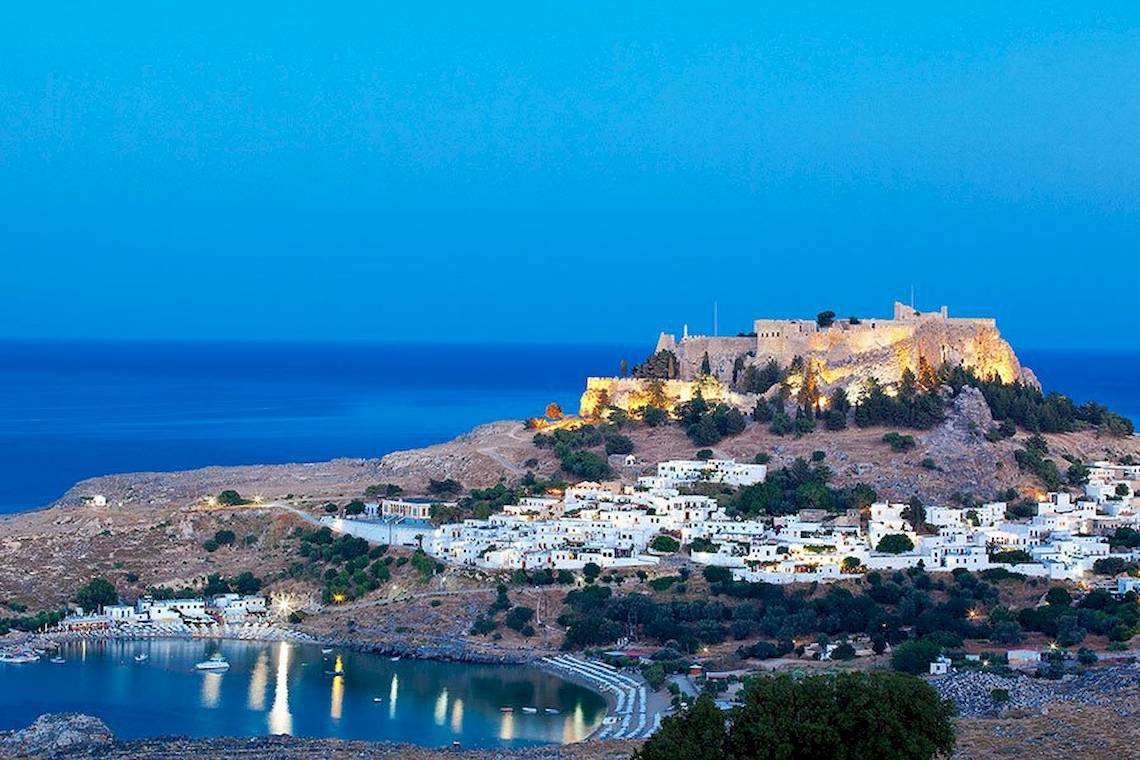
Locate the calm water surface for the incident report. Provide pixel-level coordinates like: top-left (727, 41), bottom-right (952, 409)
top-left (0, 340), bottom-right (638, 512)
top-left (0, 640), bottom-right (605, 747)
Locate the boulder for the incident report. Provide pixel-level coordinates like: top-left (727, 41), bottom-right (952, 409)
top-left (0, 713), bottom-right (114, 758)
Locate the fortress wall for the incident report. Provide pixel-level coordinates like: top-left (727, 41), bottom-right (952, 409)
top-left (645, 305), bottom-right (1031, 398)
top-left (671, 336), bottom-right (755, 383)
top-left (579, 376), bottom-right (751, 417)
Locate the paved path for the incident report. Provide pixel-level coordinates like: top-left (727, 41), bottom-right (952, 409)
top-left (477, 445), bottom-right (524, 474)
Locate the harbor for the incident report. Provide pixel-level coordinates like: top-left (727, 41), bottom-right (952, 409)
top-left (0, 639), bottom-right (606, 748)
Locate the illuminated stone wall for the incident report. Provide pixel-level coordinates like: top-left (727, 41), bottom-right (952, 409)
top-left (652, 302), bottom-right (1033, 397)
top-left (578, 376), bottom-right (751, 418)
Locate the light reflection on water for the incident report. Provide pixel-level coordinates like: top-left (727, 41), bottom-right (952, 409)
top-left (0, 639), bottom-right (604, 749)
top-left (330, 655), bottom-right (344, 721)
top-left (388, 672), bottom-right (398, 720)
top-left (268, 642), bottom-right (292, 735)
top-left (434, 687), bottom-right (448, 726)
top-left (451, 698), bottom-right (464, 734)
top-left (247, 651), bottom-right (268, 711)
top-left (200, 672), bottom-right (222, 709)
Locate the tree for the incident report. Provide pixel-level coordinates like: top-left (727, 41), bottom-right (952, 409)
top-left (504, 606), bottom-right (535, 632)
top-left (991, 621), bottom-right (1023, 645)
top-left (215, 490), bottom-right (248, 506)
top-left (560, 450), bottom-right (612, 480)
top-left (816, 310), bottom-right (836, 328)
top-left (722, 672), bottom-right (955, 760)
top-left (642, 406), bottom-right (668, 427)
top-left (700, 352), bottom-right (712, 375)
top-left (344, 500), bottom-right (365, 516)
top-left (233, 571), bottom-right (262, 595)
top-left (605, 433), bottom-right (635, 456)
top-left (890, 639), bottom-right (942, 675)
top-left (1066, 461), bottom-right (1090, 486)
top-left (634, 693), bottom-right (727, 760)
top-left (365, 483), bottom-right (402, 499)
top-left (876, 534), bottom-right (915, 554)
top-left (1045, 586), bottom-right (1072, 607)
top-left (545, 403), bottom-right (563, 421)
top-left (74, 577), bottom-right (118, 613)
top-left (428, 478), bottom-right (462, 495)
top-left (1093, 557), bottom-right (1134, 575)
top-left (695, 448), bottom-right (714, 461)
top-left (582, 562), bottom-right (602, 582)
top-left (901, 496), bottom-right (926, 531)
top-left (687, 416), bottom-right (722, 446)
top-left (882, 432), bottom-right (917, 452)
top-left (213, 529), bottom-right (236, 546)
top-left (650, 535), bottom-right (680, 553)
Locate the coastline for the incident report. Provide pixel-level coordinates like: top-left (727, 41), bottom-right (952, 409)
top-left (11, 626), bottom-right (635, 744)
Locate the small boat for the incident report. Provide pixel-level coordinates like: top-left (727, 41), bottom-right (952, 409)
top-left (372, 697), bottom-right (383, 703)
top-left (522, 707), bottom-right (538, 714)
top-left (499, 706), bottom-right (514, 713)
top-left (321, 648), bottom-right (334, 654)
top-left (325, 669), bottom-right (345, 677)
top-left (49, 656), bottom-right (66, 664)
top-left (543, 708), bottom-right (560, 715)
top-left (0, 649), bottom-right (39, 664)
top-left (195, 653), bottom-right (230, 671)
top-left (389, 656), bottom-right (400, 662)
top-left (134, 653), bottom-right (148, 662)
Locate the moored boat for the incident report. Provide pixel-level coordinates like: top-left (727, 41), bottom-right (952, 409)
top-left (0, 647), bottom-right (39, 664)
top-left (194, 653), bottom-right (230, 671)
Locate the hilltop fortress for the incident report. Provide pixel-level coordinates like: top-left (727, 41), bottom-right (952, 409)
top-left (581, 302), bottom-right (1036, 416)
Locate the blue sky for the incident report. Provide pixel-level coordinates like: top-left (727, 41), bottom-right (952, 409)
top-left (1, 4), bottom-right (1137, 349)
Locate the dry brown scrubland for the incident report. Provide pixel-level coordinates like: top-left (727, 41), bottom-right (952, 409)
top-left (1, 409), bottom-right (1137, 619)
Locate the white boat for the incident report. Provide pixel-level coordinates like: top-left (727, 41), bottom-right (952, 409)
top-left (499, 706), bottom-right (513, 713)
top-left (134, 653), bottom-right (148, 662)
top-left (322, 648), bottom-right (334, 654)
top-left (372, 697), bottom-right (383, 703)
top-left (0, 649), bottom-right (39, 664)
top-left (49, 656), bottom-right (66, 664)
top-left (389, 656), bottom-right (400, 661)
top-left (522, 707), bottom-right (538, 714)
top-left (194, 653), bottom-right (230, 671)
top-left (543, 708), bottom-right (560, 715)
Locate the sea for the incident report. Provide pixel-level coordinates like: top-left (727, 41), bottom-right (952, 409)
top-left (0, 639), bottom-right (606, 746)
top-left (0, 341), bottom-right (1136, 515)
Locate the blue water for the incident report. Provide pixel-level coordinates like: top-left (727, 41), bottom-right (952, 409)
top-left (0, 340), bottom-right (637, 513)
top-left (1019, 348), bottom-right (1140, 421)
top-left (0, 640), bottom-right (605, 746)
top-left (0, 341), bottom-right (1135, 514)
